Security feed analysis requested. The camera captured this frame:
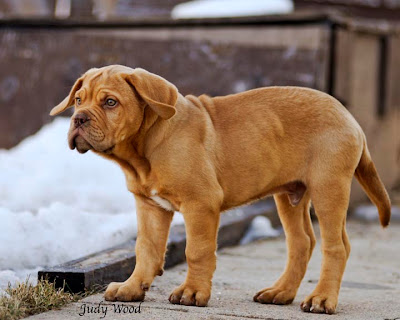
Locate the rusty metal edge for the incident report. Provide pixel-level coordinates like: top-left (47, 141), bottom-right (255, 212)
top-left (38, 200), bottom-right (277, 293)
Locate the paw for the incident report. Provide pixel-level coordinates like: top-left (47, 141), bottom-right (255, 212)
top-left (300, 292), bottom-right (337, 314)
top-left (104, 280), bottom-right (148, 302)
top-left (168, 283), bottom-right (210, 307)
top-left (253, 286), bottom-right (296, 305)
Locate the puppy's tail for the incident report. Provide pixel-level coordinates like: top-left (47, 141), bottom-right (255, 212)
top-left (355, 137), bottom-right (391, 227)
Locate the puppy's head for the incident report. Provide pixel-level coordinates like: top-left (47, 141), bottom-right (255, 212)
top-left (50, 65), bottom-right (178, 154)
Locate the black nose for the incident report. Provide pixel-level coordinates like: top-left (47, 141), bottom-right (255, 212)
top-left (74, 112), bottom-right (89, 128)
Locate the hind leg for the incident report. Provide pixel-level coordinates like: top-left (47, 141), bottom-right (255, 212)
top-left (301, 178), bottom-right (351, 314)
top-left (254, 193), bottom-right (315, 305)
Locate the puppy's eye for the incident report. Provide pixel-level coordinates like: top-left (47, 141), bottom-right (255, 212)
top-left (105, 98), bottom-right (117, 107)
top-left (76, 97), bottom-right (81, 105)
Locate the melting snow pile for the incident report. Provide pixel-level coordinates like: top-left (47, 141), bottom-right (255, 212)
top-left (172, 0), bottom-right (294, 19)
top-left (241, 216), bottom-right (281, 245)
top-left (0, 118), bottom-right (183, 290)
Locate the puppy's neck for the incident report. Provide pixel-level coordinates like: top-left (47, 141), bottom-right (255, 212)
top-left (103, 107), bottom-right (170, 183)
top-left (134, 106), bottom-right (161, 156)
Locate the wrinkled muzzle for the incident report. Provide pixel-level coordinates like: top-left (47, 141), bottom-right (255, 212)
top-left (68, 126), bottom-right (92, 154)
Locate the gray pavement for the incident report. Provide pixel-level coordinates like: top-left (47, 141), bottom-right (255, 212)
top-left (28, 221), bottom-right (400, 320)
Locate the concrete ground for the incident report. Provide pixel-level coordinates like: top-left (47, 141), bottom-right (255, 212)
top-left (29, 220), bottom-right (400, 320)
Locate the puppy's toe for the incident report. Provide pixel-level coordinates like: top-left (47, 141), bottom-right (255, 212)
top-left (254, 286), bottom-right (295, 305)
top-left (104, 282), bottom-right (122, 301)
top-left (169, 283), bottom-right (210, 307)
top-left (104, 281), bottom-right (146, 302)
top-left (194, 291), bottom-right (210, 307)
top-left (115, 283), bottom-right (145, 302)
top-left (301, 293), bottom-right (337, 314)
top-left (179, 288), bottom-right (195, 306)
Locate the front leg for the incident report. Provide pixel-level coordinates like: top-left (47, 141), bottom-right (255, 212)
top-left (169, 203), bottom-right (220, 307)
top-left (105, 195), bottom-right (173, 302)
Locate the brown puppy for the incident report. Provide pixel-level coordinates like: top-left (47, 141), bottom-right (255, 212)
top-left (50, 65), bottom-right (391, 314)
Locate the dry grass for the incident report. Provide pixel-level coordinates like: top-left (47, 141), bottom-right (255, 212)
top-left (0, 278), bottom-right (81, 320)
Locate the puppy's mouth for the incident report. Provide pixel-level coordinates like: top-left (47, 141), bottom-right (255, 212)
top-left (68, 128), bottom-right (92, 154)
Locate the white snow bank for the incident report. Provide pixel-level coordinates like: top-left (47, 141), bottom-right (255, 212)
top-left (0, 118), bottom-right (183, 290)
top-left (172, 0), bottom-right (294, 19)
top-left (240, 216), bottom-right (281, 245)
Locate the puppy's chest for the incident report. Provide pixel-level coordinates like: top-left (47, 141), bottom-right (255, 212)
top-left (148, 189), bottom-right (174, 211)
top-left (125, 173), bottom-right (175, 212)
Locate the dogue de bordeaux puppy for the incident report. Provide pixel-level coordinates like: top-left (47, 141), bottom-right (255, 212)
top-left (50, 65), bottom-right (391, 314)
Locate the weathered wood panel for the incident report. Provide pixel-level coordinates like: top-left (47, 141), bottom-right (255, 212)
top-left (334, 27), bottom-right (352, 105)
top-left (387, 36), bottom-right (400, 111)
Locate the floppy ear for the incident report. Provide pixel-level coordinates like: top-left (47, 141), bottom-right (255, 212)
top-left (124, 68), bottom-right (178, 120)
top-left (49, 78), bottom-right (83, 116)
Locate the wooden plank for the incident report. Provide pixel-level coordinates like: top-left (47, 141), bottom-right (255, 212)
top-left (334, 28), bottom-right (353, 105)
top-left (84, 25), bottom-right (327, 50)
top-left (38, 200), bottom-right (277, 293)
top-left (348, 33), bottom-right (380, 127)
top-left (315, 24), bottom-right (331, 92)
top-left (387, 35), bottom-right (400, 111)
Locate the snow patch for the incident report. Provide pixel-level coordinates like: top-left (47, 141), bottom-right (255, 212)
top-left (240, 216), bottom-right (281, 245)
top-left (172, 0), bottom-right (294, 19)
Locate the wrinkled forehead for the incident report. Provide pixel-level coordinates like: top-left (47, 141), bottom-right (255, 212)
top-left (83, 67), bottom-right (115, 86)
top-left (84, 65), bottom-right (133, 85)
top-left (77, 66), bottom-right (131, 97)
top-left (86, 65), bottom-right (133, 79)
